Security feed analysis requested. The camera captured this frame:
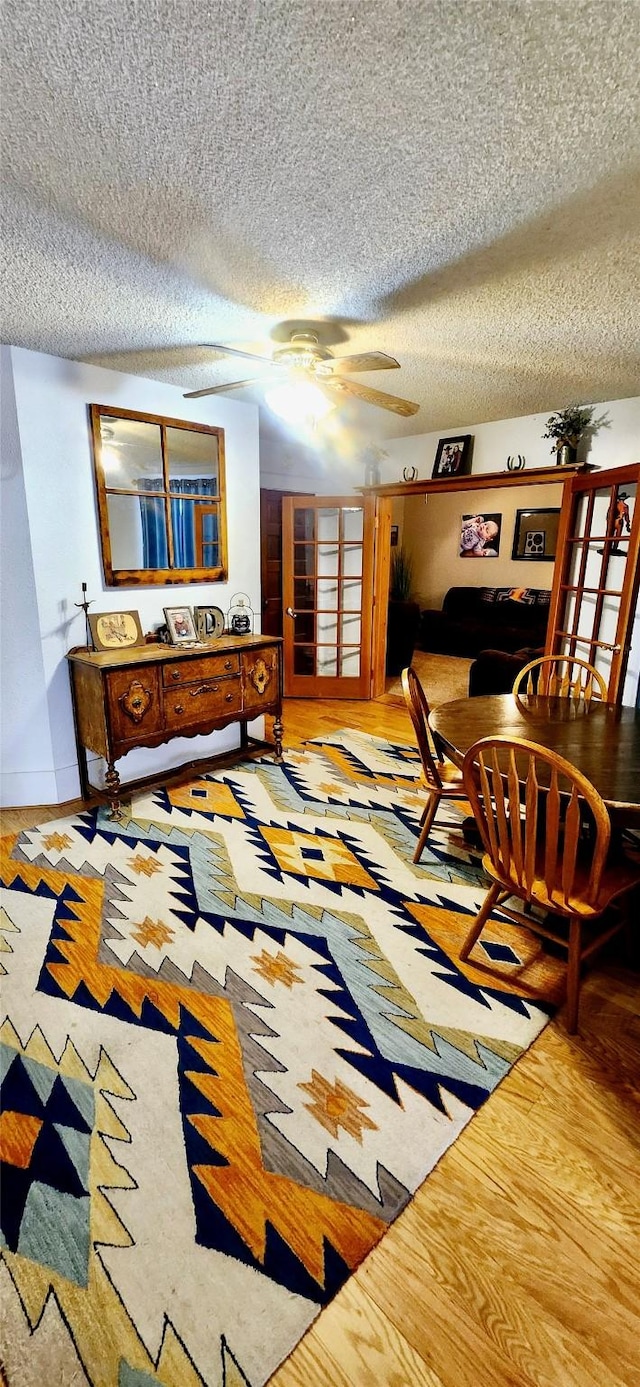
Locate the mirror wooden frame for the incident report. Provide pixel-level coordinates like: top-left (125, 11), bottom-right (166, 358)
top-left (89, 403), bottom-right (228, 587)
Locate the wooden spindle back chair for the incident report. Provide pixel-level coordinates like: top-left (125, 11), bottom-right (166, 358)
top-left (512, 655), bottom-right (607, 704)
top-left (401, 666), bottom-right (467, 862)
top-left (460, 736), bottom-right (639, 1031)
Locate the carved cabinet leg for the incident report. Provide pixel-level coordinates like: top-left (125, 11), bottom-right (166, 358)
top-left (77, 746), bottom-right (91, 802)
top-left (273, 716), bottom-right (284, 762)
top-left (105, 762), bottom-right (123, 820)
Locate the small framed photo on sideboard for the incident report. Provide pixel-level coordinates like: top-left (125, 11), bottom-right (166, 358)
top-left (164, 607), bottom-right (198, 644)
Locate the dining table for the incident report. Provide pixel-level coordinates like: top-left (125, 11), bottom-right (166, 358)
top-left (430, 694), bottom-right (640, 826)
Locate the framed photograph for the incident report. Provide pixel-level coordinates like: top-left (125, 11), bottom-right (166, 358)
top-left (164, 606), bottom-right (198, 644)
top-left (512, 508), bottom-right (560, 562)
top-left (432, 434), bottom-right (473, 479)
top-left (89, 610), bottom-right (144, 652)
top-left (194, 605), bottom-right (225, 641)
top-left (460, 512), bottom-right (502, 558)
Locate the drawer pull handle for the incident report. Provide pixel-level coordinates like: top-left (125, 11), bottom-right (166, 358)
top-left (224, 660), bottom-right (232, 669)
top-left (225, 692), bottom-right (234, 702)
top-left (170, 670), bottom-right (181, 681)
top-left (174, 704), bottom-right (184, 715)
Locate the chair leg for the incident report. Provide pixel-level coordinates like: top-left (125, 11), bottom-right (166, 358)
top-left (413, 792), bottom-right (440, 863)
top-left (459, 880), bottom-right (504, 961)
top-left (620, 890), bottom-right (639, 968)
top-left (565, 916), bottom-right (583, 1034)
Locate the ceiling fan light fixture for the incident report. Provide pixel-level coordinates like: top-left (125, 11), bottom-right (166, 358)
top-left (186, 330), bottom-right (415, 413)
top-left (265, 381), bottom-right (335, 426)
top-left (272, 332), bottom-right (331, 371)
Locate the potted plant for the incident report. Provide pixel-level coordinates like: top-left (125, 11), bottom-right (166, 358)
top-left (386, 547), bottom-right (421, 677)
top-left (543, 405), bottom-right (594, 466)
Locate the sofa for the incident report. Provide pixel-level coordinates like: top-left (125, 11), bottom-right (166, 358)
top-left (419, 585), bottom-right (551, 659)
top-left (468, 645), bottom-right (544, 696)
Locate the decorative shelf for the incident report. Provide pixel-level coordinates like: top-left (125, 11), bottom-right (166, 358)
top-left (359, 463), bottom-right (597, 497)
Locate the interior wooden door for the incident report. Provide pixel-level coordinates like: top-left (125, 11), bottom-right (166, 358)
top-left (259, 489), bottom-right (295, 637)
top-left (282, 495), bottom-right (376, 697)
top-left (546, 464), bottom-right (640, 702)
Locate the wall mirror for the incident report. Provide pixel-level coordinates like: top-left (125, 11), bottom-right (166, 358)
top-left (89, 404), bottom-right (228, 586)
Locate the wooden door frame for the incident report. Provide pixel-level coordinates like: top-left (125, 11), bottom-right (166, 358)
top-left (194, 503), bottom-right (220, 567)
top-left (366, 462), bottom-right (634, 701)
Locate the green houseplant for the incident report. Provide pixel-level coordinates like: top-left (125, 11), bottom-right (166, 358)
top-left (389, 547), bottom-right (415, 602)
top-left (543, 405), bottom-right (594, 465)
top-left (387, 547), bottom-right (421, 677)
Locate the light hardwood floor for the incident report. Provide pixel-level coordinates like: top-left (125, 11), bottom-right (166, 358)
top-left (2, 696), bottom-right (639, 1387)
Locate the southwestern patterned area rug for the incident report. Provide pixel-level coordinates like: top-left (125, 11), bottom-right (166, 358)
top-left (0, 730), bottom-right (564, 1387)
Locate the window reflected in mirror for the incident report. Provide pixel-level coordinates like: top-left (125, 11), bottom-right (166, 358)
top-left (90, 405), bottom-right (227, 586)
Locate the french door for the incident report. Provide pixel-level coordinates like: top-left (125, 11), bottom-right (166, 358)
top-left (547, 464), bottom-right (640, 701)
top-left (194, 505), bottom-right (220, 567)
top-left (282, 495), bottom-right (376, 697)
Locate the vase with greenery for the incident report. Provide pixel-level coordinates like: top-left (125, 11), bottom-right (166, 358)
top-left (543, 405), bottom-right (594, 466)
top-left (387, 547), bottom-right (421, 676)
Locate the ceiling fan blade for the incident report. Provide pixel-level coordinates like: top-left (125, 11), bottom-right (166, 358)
top-left (321, 351), bottom-right (400, 374)
top-left (183, 377), bottom-right (263, 398)
top-left (199, 342), bottom-right (275, 365)
top-left (324, 378), bottom-right (419, 417)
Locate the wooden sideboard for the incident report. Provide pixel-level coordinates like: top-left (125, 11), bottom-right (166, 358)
top-left (67, 635), bottom-right (283, 816)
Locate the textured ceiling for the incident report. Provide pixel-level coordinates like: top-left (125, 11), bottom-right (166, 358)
top-left (2, 0), bottom-right (640, 444)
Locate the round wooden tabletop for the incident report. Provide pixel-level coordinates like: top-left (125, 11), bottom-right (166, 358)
top-left (430, 695), bottom-right (640, 821)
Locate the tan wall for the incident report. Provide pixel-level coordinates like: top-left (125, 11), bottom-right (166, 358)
top-left (402, 482), bottom-right (560, 609)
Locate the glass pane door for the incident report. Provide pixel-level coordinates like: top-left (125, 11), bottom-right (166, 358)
top-left (282, 496), bottom-right (375, 697)
top-left (549, 465), bottom-right (640, 701)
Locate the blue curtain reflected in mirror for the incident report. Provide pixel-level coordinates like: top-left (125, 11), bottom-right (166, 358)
top-left (139, 478), bottom-right (217, 567)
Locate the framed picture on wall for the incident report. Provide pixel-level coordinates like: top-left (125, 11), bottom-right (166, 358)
top-left (512, 508), bottom-right (560, 562)
top-left (459, 512), bottom-right (502, 558)
top-left (432, 434), bottom-right (473, 478)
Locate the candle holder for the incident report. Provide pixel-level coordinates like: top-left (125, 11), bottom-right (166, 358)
top-left (74, 582), bottom-right (94, 648)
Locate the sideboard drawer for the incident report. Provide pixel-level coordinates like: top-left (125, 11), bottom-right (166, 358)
top-left (163, 675), bottom-right (242, 730)
top-left (163, 653), bottom-right (240, 687)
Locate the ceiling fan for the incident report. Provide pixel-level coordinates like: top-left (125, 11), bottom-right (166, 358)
top-left (183, 332), bottom-right (419, 417)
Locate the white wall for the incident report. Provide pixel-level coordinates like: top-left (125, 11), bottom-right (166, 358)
top-left (259, 430), bottom-right (371, 495)
top-left (0, 349), bottom-right (58, 804)
top-left (377, 397), bottom-right (640, 484)
top-left (1, 346), bottom-right (261, 806)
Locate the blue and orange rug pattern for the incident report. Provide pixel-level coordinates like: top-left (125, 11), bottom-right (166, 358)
top-left (0, 730), bottom-right (563, 1386)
